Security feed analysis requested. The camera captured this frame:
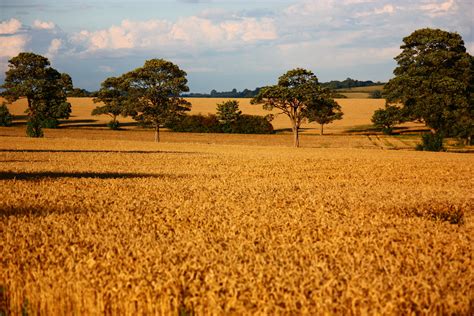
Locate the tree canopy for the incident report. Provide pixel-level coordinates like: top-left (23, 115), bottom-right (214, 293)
top-left (1, 52), bottom-right (72, 137)
top-left (252, 68), bottom-right (338, 147)
top-left (306, 93), bottom-right (343, 135)
top-left (92, 76), bottom-right (135, 129)
top-left (383, 28), bottom-right (473, 143)
top-left (122, 59), bottom-right (191, 142)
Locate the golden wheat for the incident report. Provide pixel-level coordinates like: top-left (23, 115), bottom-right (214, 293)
top-left (3, 97), bottom-right (425, 134)
top-left (1, 136), bottom-right (473, 315)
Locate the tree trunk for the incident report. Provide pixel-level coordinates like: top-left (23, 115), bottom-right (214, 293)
top-left (292, 124), bottom-right (300, 148)
top-left (320, 124), bottom-right (324, 136)
top-left (154, 124), bottom-right (160, 142)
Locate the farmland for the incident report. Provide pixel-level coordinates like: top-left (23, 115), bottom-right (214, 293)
top-left (3, 96), bottom-right (424, 135)
top-left (1, 97), bottom-right (473, 315)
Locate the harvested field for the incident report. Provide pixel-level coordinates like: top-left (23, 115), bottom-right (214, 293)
top-left (1, 136), bottom-right (473, 315)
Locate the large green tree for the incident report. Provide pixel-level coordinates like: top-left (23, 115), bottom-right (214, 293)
top-left (1, 52), bottom-right (72, 137)
top-left (384, 28), bottom-right (473, 144)
top-left (251, 68), bottom-right (328, 147)
top-left (123, 59), bottom-right (191, 142)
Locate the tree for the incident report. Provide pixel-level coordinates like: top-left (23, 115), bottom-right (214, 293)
top-left (251, 68), bottom-right (325, 147)
top-left (371, 105), bottom-right (402, 135)
top-left (384, 28), bottom-right (473, 144)
top-left (123, 59), bottom-right (191, 142)
top-left (92, 76), bottom-right (134, 130)
top-left (216, 100), bottom-right (242, 132)
top-left (1, 52), bottom-right (72, 137)
top-left (306, 93), bottom-right (343, 135)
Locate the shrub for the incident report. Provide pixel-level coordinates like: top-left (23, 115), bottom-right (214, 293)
top-left (107, 120), bottom-right (120, 130)
top-left (167, 114), bottom-right (222, 133)
top-left (41, 118), bottom-right (59, 128)
top-left (167, 114), bottom-right (274, 134)
top-left (0, 103), bottom-right (13, 126)
top-left (415, 133), bottom-right (445, 152)
top-left (231, 115), bottom-right (274, 134)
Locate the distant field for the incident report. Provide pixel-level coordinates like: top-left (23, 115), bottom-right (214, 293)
top-left (2, 97), bottom-right (423, 134)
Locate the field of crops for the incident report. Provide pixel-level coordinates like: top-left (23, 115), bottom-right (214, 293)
top-left (1, 135), bottom-right (473, 315)
top-left (4, 97), bottom-right (417, 134)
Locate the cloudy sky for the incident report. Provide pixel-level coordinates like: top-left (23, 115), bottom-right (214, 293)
top-left (1, 0), bottom-right (472, 93)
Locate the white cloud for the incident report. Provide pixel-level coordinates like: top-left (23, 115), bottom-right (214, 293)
top-left (356, 4), bottom-right (396, 17)
top-left (33, 20), bottom-right (56, 30)
top-left (72, 16), bottom-right (277, 54)
top-left (0, 18), bottom-right (22, 35)
top-left (0, 34), bottom-right (29, 74)
top-left (46, 38), bottom-right (62, 58)
top-left (420, 0), bottom-right (457, 16)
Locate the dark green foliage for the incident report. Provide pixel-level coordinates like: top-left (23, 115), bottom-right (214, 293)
top-left (384, 28), bottom-right (473, 143)
top-left (26, 117), bottom-right (44, 138)
top-left (252, 68), bottom-right (331, 147)
top-left (92, 76), bottom-right (133, 130)
top-left (167, 114), bottom-right (273, 134)
top-left (122, 59), bottom-right (191, 141)
top-left (370, 90), bottom-right (383, 99)
top-left (371, 106), bottom-right (401, 134)
top-left (306, 94), bottom-right (343, 135)
top-left (230, 115), bottom-right (274, 134)
top-left (415, 133), bottom-right (445, 152)
top-left (0, 103), bottom-right (13, 127)
top-left (107, 120), bottom-right (120, 130)
top-left (1, 52), bottom-right (72, 137)
top-left (322, 78), bottom-right (384, 90)
top-left (167, 114), bottom-right (221, 133)
top-left (216, 100), bottom-right (242, 132)
top-left (40, 117), bottom-right (59, 128)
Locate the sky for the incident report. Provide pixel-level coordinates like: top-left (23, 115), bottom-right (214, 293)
top-left (0, 0), bottom-right (473, 93)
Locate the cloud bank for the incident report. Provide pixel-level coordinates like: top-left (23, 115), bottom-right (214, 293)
top-left (0, 0), bottom-right (472, 91)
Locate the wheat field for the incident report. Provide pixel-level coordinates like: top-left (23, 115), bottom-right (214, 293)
top-left (1, 135), bottom-right (473, 315)
top-left (4, 97), bottom-right (413, 134)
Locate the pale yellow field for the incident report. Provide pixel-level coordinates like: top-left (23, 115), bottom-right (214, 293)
top-left (3, 97), bottom-right (404, 134)
top-left (1, 136), bottom-right (473, 315)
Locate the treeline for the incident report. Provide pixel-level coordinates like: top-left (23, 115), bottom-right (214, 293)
top-left (182, 78), bottom-right (384, 98)
top-left (183, 88), bottom-right (262, 98)
top-left (321, 78), bottom-right (384, 90)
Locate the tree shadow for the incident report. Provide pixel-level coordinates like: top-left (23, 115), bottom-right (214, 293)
top-left (0, 171), bottom-right (185, 181)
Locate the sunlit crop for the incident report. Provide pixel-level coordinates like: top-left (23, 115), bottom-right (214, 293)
top-left (1, 136), bottom-right (472, 315)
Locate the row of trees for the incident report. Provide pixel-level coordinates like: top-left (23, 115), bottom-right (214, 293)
top-left (1, 28), bottom-right (472, 148)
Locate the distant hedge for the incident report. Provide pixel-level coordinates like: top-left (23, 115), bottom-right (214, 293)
top-left (166, 114), bottom-right (274, 134)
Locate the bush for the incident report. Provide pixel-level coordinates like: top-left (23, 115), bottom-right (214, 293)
top-left (107, 120), bottom-right (120, 130)
top-left (167, 114), bottom-right (222, 133)
top-left (0, 103), bottom-right (13, 126)
top-left (26, 117), bottom-right (44, 137)
top-left (167, 114), bottom-right (274, 134)
top-left (415, 133), bottom-right (445, 152)
top-left (231, 115), bottom-right (274, 134)
top-left (41, 118), bottom-right (59, 128)
top-left (370, 90), bottom-right (383, 99)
